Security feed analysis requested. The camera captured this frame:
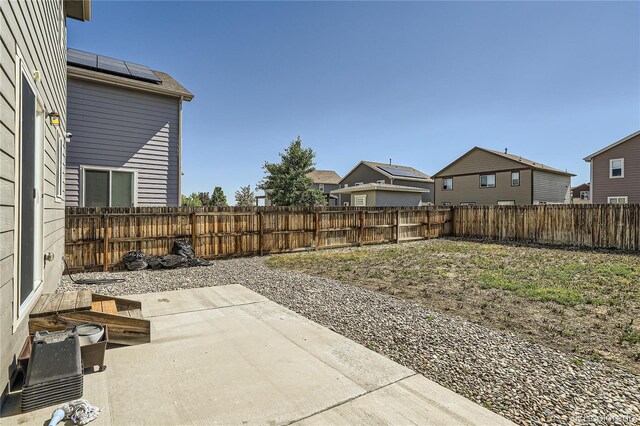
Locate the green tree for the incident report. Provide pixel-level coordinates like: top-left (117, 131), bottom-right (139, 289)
top-left (258, 136), bottom-right (326, 206)
top-left (181, 193), bottom-right (203, 207)
top-left (235, 185), bottom-right (256, 207)
top-left (196, 192), bottom-right (211, 206)
top-left (210, 186), bottom-right (228, 207)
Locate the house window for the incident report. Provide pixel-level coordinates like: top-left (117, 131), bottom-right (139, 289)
top-left (480, 174), bottom-right (496, 188)
top-left (55, 134), bottom-right (64, 200)
top-left (355, 182), bottom-right (364, 186)
top-left (442, 178), bottom-right (453, 190)
top-left (511, 171), bottom-right (520, 187)
top-left (343, 202), bottom-right (350, 206)
top-left (441, 202), bottom-right (451, 206)
top-left (377, 180), bottom-right (385, 184)
top-left (318, 183), bottom-right (324, 192)
top-left (580, 191), bottom-right (590, 200)
top-left (610, 159), bottom-right (624, 178)
top-left (83, 168), bottom-right (135, 207)
top-left (460, 202), bottom-right (476, 206)
top-left (497, 200), bottom-right (515, 206)
top-left (607, 196), bottom-right (628, 204)
top-left (354, 195), bottom-right (367, 206)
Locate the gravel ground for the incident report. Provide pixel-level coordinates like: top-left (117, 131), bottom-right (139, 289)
top-left (60, 257), bottom-right (640, 425)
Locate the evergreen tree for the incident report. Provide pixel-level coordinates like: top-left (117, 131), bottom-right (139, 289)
top-left (181, 193), bottom-right (203, 207)
top-left (258, 137), bottom-right (326, 206)
top-left (235, 185), bottom-right (256, 207)
top-left (196, 192), bottom-right (211, 207)
top-left (210, 186), bottom-right (228, 207)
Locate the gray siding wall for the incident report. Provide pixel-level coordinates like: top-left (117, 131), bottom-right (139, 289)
top-left (434, 170), bottom-right (533, 206)
top-left (591, 134), bottom-right (640, 204)
top-left (371, 191), bottom-right (422, 207)
top-left (533, 171), bottom-right (571, 204)
top-left (393, 179), bottom-right (434, 204)
top-left (66, 78), bottom-right (180, 207)
top-left (438, 149), bottom-right (521, 176)
top-left (1, 0), bottom-right (67, 397)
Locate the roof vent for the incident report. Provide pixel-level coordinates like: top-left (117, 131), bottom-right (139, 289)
top-left (504, 148), bottom-right (508, 154)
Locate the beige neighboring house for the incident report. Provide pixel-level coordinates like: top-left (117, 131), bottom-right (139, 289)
top-left (331, 183), bottom-right (429, 207)
top-left (308, 170), bottom-right (341, 206)
top-left (583, 130), bottom-right (639, 204)
top-left (0, 0), bottom-right (91, 402)
top-left (336, 161), bottom-right (434, 206)
top-left (433, 147), bottom-right (575, 206)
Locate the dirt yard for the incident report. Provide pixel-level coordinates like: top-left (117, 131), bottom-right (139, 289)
top-left (266, 238), bottom-right (640, 374)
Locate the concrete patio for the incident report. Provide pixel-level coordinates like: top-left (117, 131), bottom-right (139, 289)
top-left (3, 285), bottom-right (514, 425)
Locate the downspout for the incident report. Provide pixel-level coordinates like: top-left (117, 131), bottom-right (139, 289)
top-left (177, 97), bottom-right (183, 206)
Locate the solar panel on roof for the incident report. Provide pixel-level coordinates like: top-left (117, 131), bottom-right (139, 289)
top-left (67, 48), bottom-right (161, 84)
top-left (378, 166), bottom-right (425, 179)
top-left (97, 55), bottom-right (130, 76)
top-left (67, 49), bottom-right (97, 68)
top-left (125, 62), bottom-right (161, 83)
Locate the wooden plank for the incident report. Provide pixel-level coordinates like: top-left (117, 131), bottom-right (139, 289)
top-left (58, 291), bottom-right (80, 313)
top-left (75, 289), bottom-right (93, 310)
top-left (103, 214), bottom-right (110, 272)
top-left (30, 293), bottom-right (54, 317)
top-left (91, 301), bottom-right (103, 312)
top-left (99, 300), bottom-right (118, 315)
top-left (259, 211), bottom-right (264, 256)
top-left (43, 292), bottom-right (64, 314)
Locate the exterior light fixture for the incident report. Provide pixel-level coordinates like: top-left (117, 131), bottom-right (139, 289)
top-left (48, 112), bottom-right (60, 127)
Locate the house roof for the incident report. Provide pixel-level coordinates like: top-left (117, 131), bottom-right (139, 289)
top-left (341, 161), bottom-right (433, 184)
top-left (331, 183), bottom-right (430, 194)
top-left (433, 147), bottom-right (575, 177)
top-left (583, 130), bottom-right (640, 161)
top-left (307, 170), bottom-right (342, 184)
top-left (68, 64), bottom-right (194, 101)
top-left (65, 0), bottom-right (92, 21)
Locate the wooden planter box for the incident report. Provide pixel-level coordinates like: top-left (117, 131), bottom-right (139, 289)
top-left (18, 325), bottom-right (109, 374)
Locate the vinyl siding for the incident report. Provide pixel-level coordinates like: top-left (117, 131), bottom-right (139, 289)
top-left (533, 171), bottom-right (571, 204)
top-left (437, 149), bottom-right (521, 176)
top-left (590, 134), bottom-right (640, 204)
top-left (435, 170), bottom-right (533, 206)
top-left (66, 78), bottom-right (181, 207)
top-left (0, 0), bottom-right (68, 398)
top-left (371, 191), bottom-right (423, 207)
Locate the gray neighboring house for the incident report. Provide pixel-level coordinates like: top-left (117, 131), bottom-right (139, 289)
top-left (337, 161), bottom-right (434, 206)
top-left (332, 183), bottom-right (428, 207)
top-left (0, 0), bottom-right (91, 401)
top-left (65, 49), bottom-right (193, 207)
top-left (433, 147), bottom-right (574, 206)
top-left (308, 169), bottom-right (341, 206)
top-left (583, 130), bottom-right (639, 204)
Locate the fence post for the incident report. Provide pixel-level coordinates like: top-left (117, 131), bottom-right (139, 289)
top-left (259, 211), bottom-right (264, 256)
top-left (359, 210), bottom-right (365, 246)
top-left (395, 209), bottom-right (400, 243)
top-left (191, 211), bottom-right (198, 255)
top-left (103, 214), bottom-right (110, 272)
top-left (314, 211), bottom-right (320, 250)
top-left (426, 208), bottom-right (431, 239)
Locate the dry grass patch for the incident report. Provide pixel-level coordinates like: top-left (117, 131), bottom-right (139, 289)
top-left (266, 239), bottom-right (640, 374)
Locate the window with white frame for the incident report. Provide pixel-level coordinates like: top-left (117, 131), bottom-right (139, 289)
top-left (55, 134), bottom-right (64, 200)
top-left (497, 200), bottom-right (515, 206)
top-left (511, 171), bottom-right (520, 187)
top-left (480, 174), bottom-right (496, 188)
top-left (84, 168), bottom-right (135, 207)
top-left (355, 182), bottom-right (364, 186)
top-left (607, 196), bottom-right (628, 204)
top-left (442, 178), bottom-right (453, 190)
top-left (610, 159), bottom-right (624, 178)
top-left (354, 194), bottom-right (367, 206)
top-left (377, 179), bottom-right (385, 184)
top-left (580, 191), bottom-right (590, 200)
top-left (318, 183), bottom-right (324, 192)
top-left (343, 201), bottom-right (349, 206)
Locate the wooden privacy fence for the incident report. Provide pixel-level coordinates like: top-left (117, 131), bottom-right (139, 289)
top-left (65, 206), bottom-right (453, 272)
top-left (452, 204), bottom-right (640, 251)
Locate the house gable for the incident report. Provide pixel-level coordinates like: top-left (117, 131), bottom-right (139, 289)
top-left (434, 147), bottom-right (527, 177)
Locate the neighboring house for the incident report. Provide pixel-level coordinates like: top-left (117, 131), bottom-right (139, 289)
top-left (308, 170), bottom-right (341, 206)
top-left (65, 49), bottom-right (193, 207)
top-left (331, 183), bottom-right (429, 207)
top-left (583, 130), bottom-right (640, 204)
top-left (337, 161), bottom-right (434, 206)
top-left (571, 183), bottom-right (590, 204)
top-left (433, 147), bottom-right (574, 206)
top-left (0, 0), bottom-right (92, 400)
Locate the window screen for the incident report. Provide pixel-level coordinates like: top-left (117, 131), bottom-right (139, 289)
top-left (112, 171), bottom-right (133, 207)
top-left (85, 170), bottom-right (109, 207)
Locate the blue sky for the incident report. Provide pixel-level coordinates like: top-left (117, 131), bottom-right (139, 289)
top-left (68, 1), bottom-right (640, 202)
